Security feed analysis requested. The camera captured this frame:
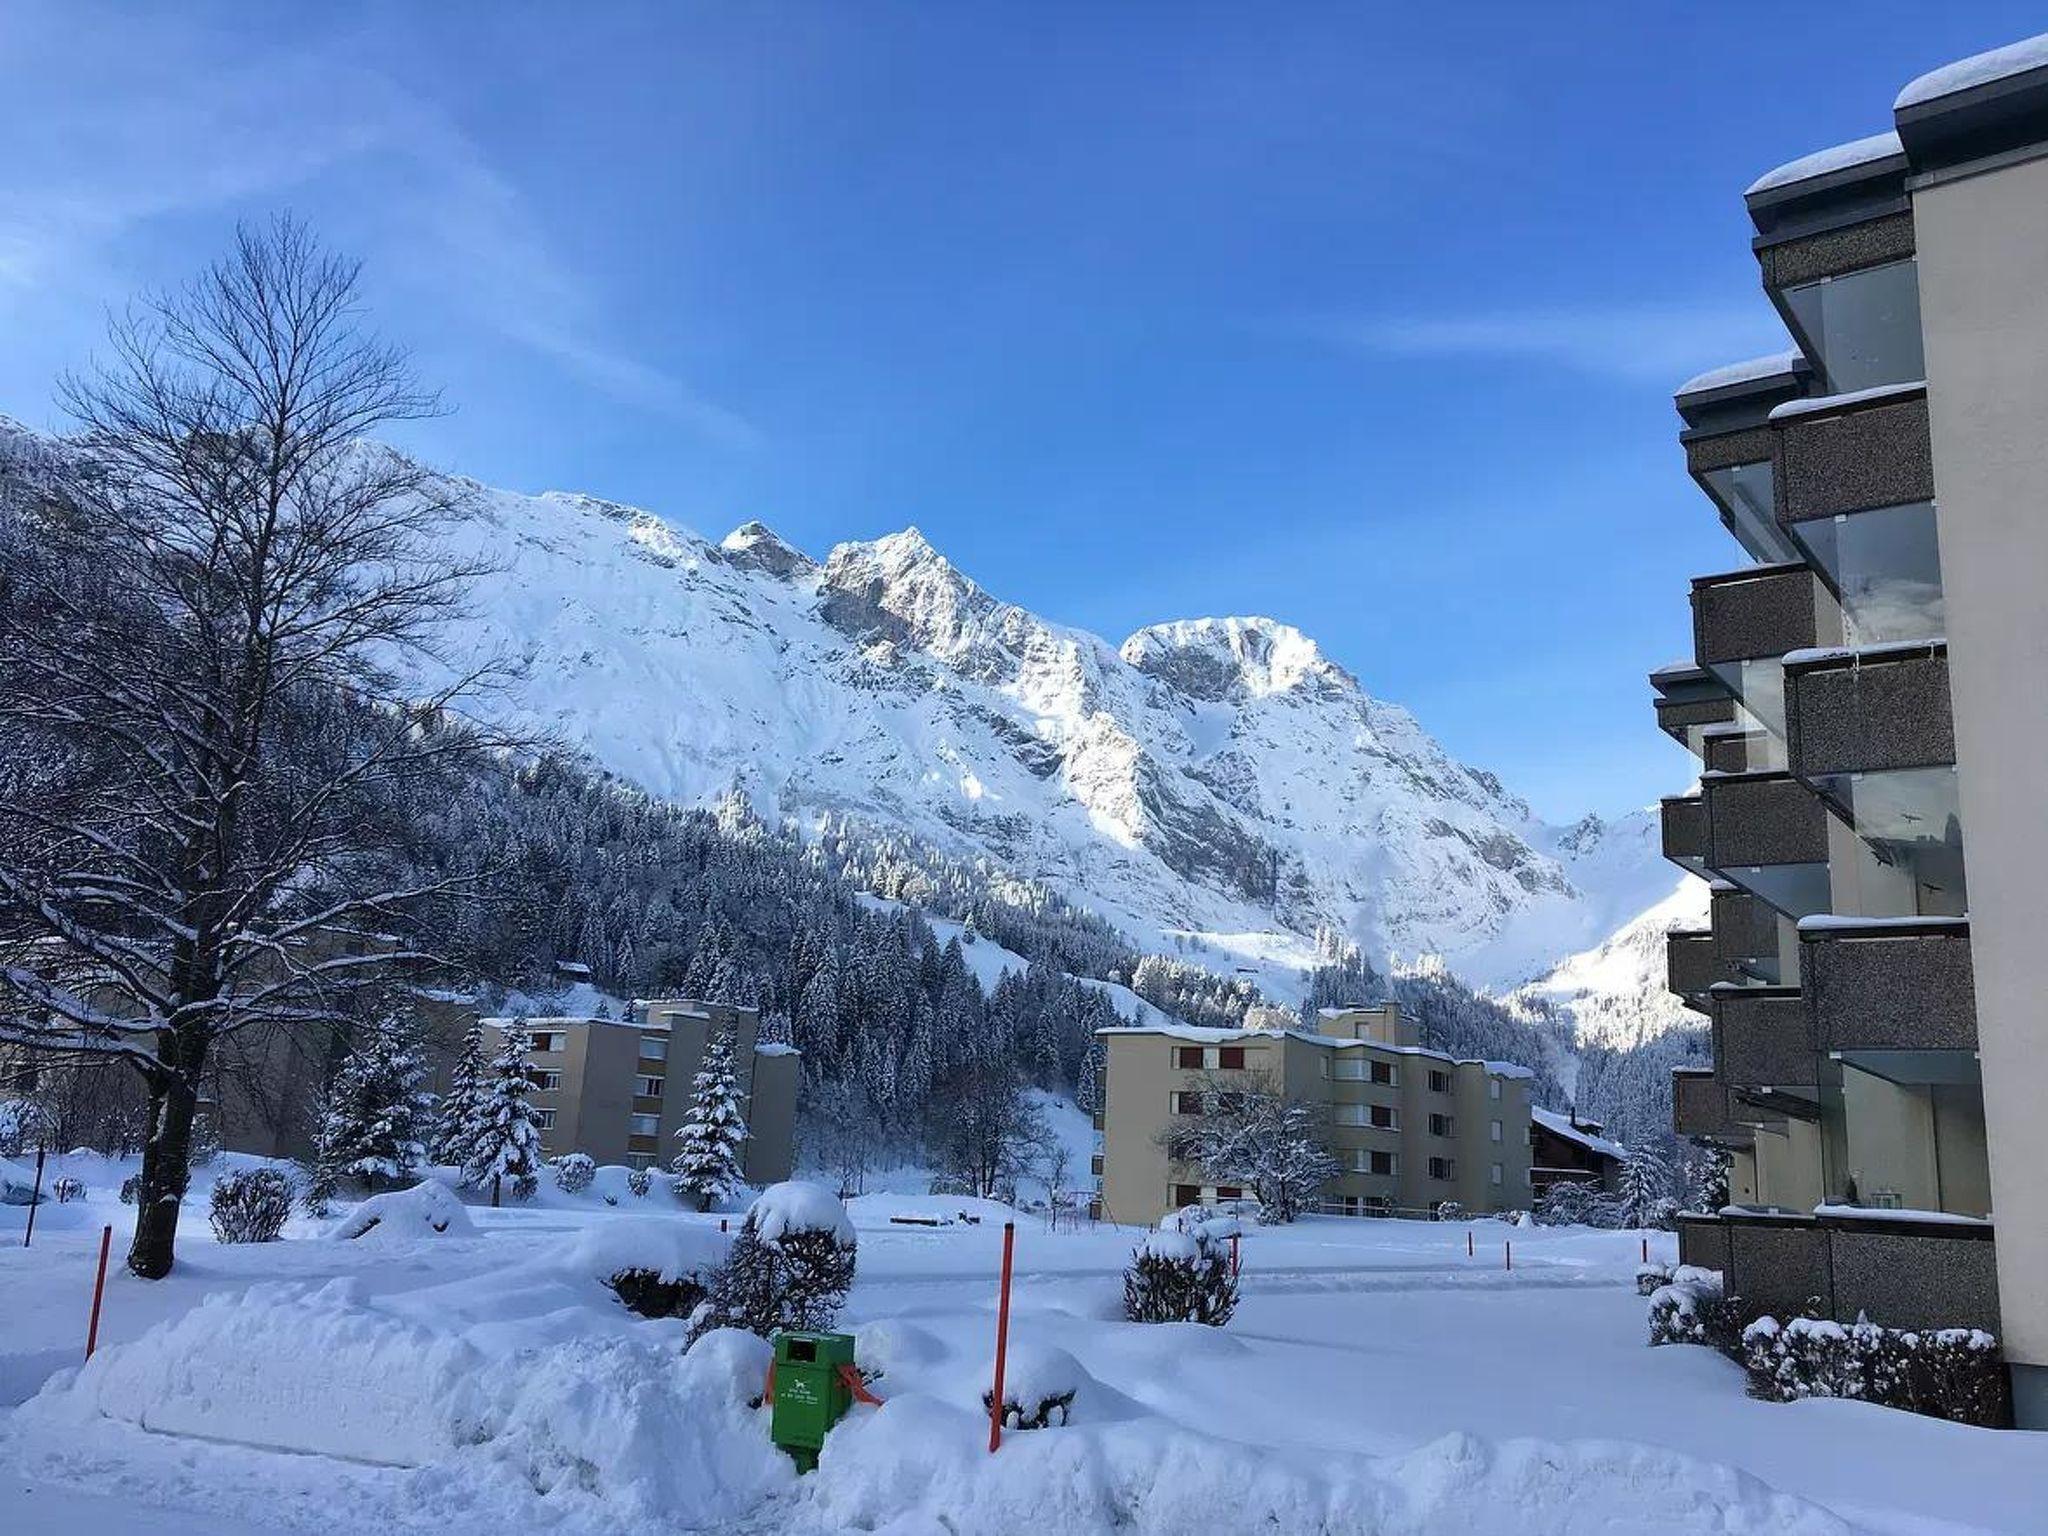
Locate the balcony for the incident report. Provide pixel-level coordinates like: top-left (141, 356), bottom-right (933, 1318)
top-left (1672, 1066), bottom-right (1755, 1148)
top-left (1691, 563), bottom-right (1819, 670)
top-left (1772, 384), bottom-right (1934, 527)
top-left (1712, 885), bottom-right (1783, 981)
top-left (1652, 663), bottom-right (1738, 757)
top-left (1660, 794), bottom-right (1708, 873)
top-left (1666, 931), bottom-right (1722, 1014)
top-left (1702, 1209), bottom-right (2000, 1335)
top-left (1784, 641), bottom-right (1953, 780)
top-left (1800, 916), bottom-right (1975, 1053)
top-left (1702, 770), bottom-right (1831, 915)
top-left (1712, 984), bottom-right (1814, 1091)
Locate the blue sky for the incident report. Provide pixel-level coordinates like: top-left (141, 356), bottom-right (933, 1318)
top-left (3, 3), bottom-right (2038, 820)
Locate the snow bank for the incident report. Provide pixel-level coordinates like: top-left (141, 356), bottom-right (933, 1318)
top-left (985, 1340), bottom-right (1088, 1420)
top-left (553, 1216), bottom-right (729, 1284)
top-left (681, 1327), bottom-right (772, 1405)
top-left (329, 1180), bottom-right (473, 1243)
top-left (748, 1180), bottom-right (855, 1247)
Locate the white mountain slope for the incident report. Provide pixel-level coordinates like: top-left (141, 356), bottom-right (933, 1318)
top-left (388, 463), bottom-right (1677, 996)
top-left (0, 415), bottom-right (1683, 1011)
top-left (1513, 874), bottom-right (1711, 1061)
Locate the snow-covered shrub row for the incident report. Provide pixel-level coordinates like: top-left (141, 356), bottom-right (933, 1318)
top-left (1534, 1179), bottom-right (1623, 1229)
top-left (208, 1168), bottom-right (293, 1243)
top-left (1741, 1315), bottom-right (2006, 1426)
top-left (551, 1152), bottom-right (596, 1194)
top-left (1636, 1260), bottom-right (1673, 1297)
top-left (694, 1181), bottom-right (857, 1340)
top-left (982, 1341), bottom-right (1084, 1429)
top-left (1646, 1267), bottom-right (1740, 1356)
top-left (1125, 1227), bottom-right (1237, 1326)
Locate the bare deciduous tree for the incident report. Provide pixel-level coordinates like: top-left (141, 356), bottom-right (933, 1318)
top-left (0, 217), bottom-right (505, 1278)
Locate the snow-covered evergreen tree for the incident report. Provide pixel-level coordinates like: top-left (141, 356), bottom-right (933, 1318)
top-left (463, 1020), bottom-right (544, 1202)
top-left (430, 1017), bottom-right (488, 1168)
top-left (307, 1021), bottom-right (432, 1205)
top-left (671, 1028), bottom-right (748, 1210)
top-left (1616, 1143), bottom-right (1674, 1229)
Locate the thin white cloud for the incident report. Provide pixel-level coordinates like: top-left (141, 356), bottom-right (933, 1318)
top-left (0, 4), bottom-right (757, 446)
top-left (1304, 302), bottom-right (1792, 388)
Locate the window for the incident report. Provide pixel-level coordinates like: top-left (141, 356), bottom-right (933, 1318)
top-left (638, 1037), bottom-right (667, 1062)
top-left (529, 1031), bottom-right (561, 1054)
top-left (1172, 1183), bottom-right (1202, 1207)
top-left (527, 1069), bottom-right (561, 1091)
top-left (1352, 1149), bottom-right (1396, 1176)
top-left (1699, 459), bottom-right (1799, 565)
top-left (1489, 1119), bottom-right (1503, 1143)
top-left (626, 1153), bottom-right (656, 1171)
top-left (1488, 1080), bottom-right (1501, 1101)
top-left (1217, 1046), bottom-right (1246, 1070)
top-left (1428, 1156), bottom-right (1455, 1181)
top-left (1490, 1163), bottom-right (1503, 1186)
top-left (1329, 1057), bottom-right (1365, 1081)
top-left (533, 1108), bottom-right (557, 1130)
top-left (1428, 1069), bottom-right (1451, 1094)
top-left (1175, 1046), bottom-right (1204, 1070)
top-left (1428, 1112), bottom-right (1455, 1137)
top-left (1334, 1104), bottom-right (1398, 1130)
top-left (1173, 1090), bottom-right (1206, 1116)
top-left (629, 1113), bottom-right (659, 1136)
top-left (636, 1075), bottom-right (665, 1098)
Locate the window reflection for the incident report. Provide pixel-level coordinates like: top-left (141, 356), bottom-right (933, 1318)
top-left (1783, 259), bottom-right (1924, 394)
top-left (1811, 766), bottom-right (1967, 916)
top-left (1791, 501), bottom-right (1945, 646)
top-left (1700, 461), bottom-right (1799, 565)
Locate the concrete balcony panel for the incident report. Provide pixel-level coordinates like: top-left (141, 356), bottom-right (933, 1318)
top-left (1692, 564), bottom-right (1819, 668)
top-left (1667, 931), bottom-right (1722, 1012)
top-left (1712, 886), bottom-right (1783, 976)
top-left (1656, 691), bottom-right (1738, 750)
top-left (1775, 388), bottom-right (1934, 525)
top-left (1725, 1214), bottom-right (1833, 1320)
top-left (1713, 986), bottom-right (1815, 1091)
top-left (1676, 1213), bottom-right (1732, 1273)
top-left (1822, 1215), bottom-right (2000, 1334)
top-left (1661, 795), bottom-right (1708, 871)
top-left (1801, 917), bottom-right (1976, 1053)
top-left (1785, 643), bottom-right (1954, 779)
top-left (1704, 772), bottom-right (1831, 872)
top-left (1673, 1067), bottom-right (1756, 1148)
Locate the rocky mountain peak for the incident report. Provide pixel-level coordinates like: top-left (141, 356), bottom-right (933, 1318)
top-left (720, 520), bottom-right (816, 579)
top-left (1121, 616), bottom-right (1351, 702)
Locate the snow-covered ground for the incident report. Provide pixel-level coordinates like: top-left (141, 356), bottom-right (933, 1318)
top-left (4, 1154), bottom-right (2043, 1534)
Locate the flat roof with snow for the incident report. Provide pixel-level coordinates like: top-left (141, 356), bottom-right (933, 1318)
top-left (1095, 1022), bottom-right (1535, 1079)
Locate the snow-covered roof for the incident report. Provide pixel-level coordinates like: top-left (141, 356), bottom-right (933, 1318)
top-left (1673, 350), bottom-right (1804, 401)
top-left (1094, 1022), bottom-right (1535, 1079)
top-left (1530, 1106), bottom-right (1627, 1163)
top-left (1780, 636), bottom-right (1945, 670)
top-left (1766, 379), bottom-right (1923, 423)
top-left (1896, 32), bottom-right (2048, 113)
top-left (1745, 130), bottom-right (1904, 198)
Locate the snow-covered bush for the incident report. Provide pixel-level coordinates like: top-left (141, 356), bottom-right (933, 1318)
top-left (982, 1342), bottom-right (1084, 1429)
top-left (119, 1174), bottom-right (139, 1205)
top-left (1646, 1266), bottom-right (1740, 1356)
top-left (1435, 1200), bottom-right (1464, 1222)
top-left (330, 1179), bottom-right (474, 1243)
top-left (1740, 1315), bottom-right (2004, 1425)
top-left (1636, 1260), bottom-right (1673, 1297)
top-left (1124, 1228), bottom-right (1237, 1326)
top-left (696, 1181), bottom-right (857, 1339)
top-left (627, 1166), bottom-right (653, 1199)
top-left (208, 1168), bottom-right (293, 1243)
top-left (51, 1175), bottom-right (86, 1203)
top-left (608, 1265), bottom-right (712, 1320)
top-left (0, 1098), bottom-right (54, 1157)
top-left (683, 1327), bottom-right (774, 1407)
top-left (1535, 1178), bottom-right (1622, 1229)
top-left (552, 1152), bottom-right (596, 1194)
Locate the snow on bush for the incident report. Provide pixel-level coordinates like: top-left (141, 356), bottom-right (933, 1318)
top-left (207, 1168), bottom-right (293, 1243)
top-left (695, 1181), bottom-right (857, 1340)
top-left (1646, 1267), bottom-right (1739, 1356)
top-left (551, 1151), bottom-right (596, 1194)
top-left (1124, 1228), bottom-right (1237, 1326)
top-left (118, 1173), bottom-right (139, 1205)
top-left (981, 1340), bottom-right (1085, 1429)
top-left (1741, 1314), bottom-right (2005, 1426)
top-left (1636, 1260), bottom-right (1673, 1297)
top-left (855, 1319), bottom-right (945, 1386)
top-left (50, 1174), bottom-right (86, 1203)
top-left (627, 1165), bottom-right (653, 1198)
top-left (683, 1326), bottom-right (774, 1407)
top-left (557, 1218), bottom-right (731, 1321)
top-left (0, 1099), bottom-right (54, 1156)
top-left (330, 1179), bottom-right (474, 1243)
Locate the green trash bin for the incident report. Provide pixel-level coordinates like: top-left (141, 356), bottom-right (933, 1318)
top-left (769, 1330), bottom-right (857, 1471)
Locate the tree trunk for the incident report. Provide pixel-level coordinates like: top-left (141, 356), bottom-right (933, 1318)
top-left (127, 1069), bottom-right (200, 1279)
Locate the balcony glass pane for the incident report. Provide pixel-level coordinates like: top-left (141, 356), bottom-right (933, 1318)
top-left (1817, 1053), bottom-right (1989, 1216)
top-left (1791, 501), bottom-right (1944, 645)
top-left (1783, 259), bottom-right (1923, 393)
top-left (1728, 860), bottom-right (1832, 919)
top-left (1700, 461), bottom-right (1799, 565)
top-left (1812, 765), bottom-right (1967, 916)
top-left (1701, 661), bottom-right (1789, 771)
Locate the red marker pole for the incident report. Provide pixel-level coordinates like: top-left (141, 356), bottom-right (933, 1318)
top-left (1230, 1231), bottom-right (1241, 1278)
top-left (22, 1146), bottom-right (46, 1248)
top-left (85, 1224), bottom-right (113, 1360)
top-left (1641, 1235), bottom-right (1648, 1265)
top-left (988, 1221), bottom-right (1015, 1454)
top-left (1505, 1240), bottom-right (1513, 1273)
top-left (1466, 1230), bottom-right (1474, 1259)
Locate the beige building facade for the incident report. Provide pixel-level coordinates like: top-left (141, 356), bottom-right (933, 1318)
top-left (1660, 31), bottom-right (2048, 1424)
top-left (482, 998), bottom-right (798, 1185)
top-left (1094, 1003), bottom-right (1534, 1227)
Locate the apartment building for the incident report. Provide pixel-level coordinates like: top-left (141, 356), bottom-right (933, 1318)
top-left (481, 997), bottom-right (798, 1184)
top-left (1659, 32), bottom-right (2048, 1425)
top-left (1093, 1002), bottom-right (1533, 1226)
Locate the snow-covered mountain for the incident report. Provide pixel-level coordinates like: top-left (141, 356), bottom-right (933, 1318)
top-left (393, 466), bottom-right (1676, 998)
top-left (1513, 874), bottom-right (1709, 1054)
